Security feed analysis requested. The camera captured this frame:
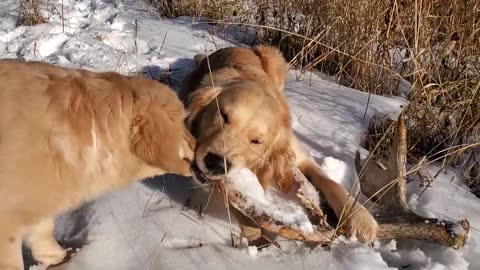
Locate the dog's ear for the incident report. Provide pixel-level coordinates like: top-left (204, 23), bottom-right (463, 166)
top-left (185, 86), bottom-right (222, 130)
top-left (130, 113), bottom-right (167, 166)
top-left (179, 53), bottom-right (209, 101)
top-left (129, 107), bottom-right (192, 176)
top-left (253, 45), bottom-right (288, 90)
top-left (194, 53), bottom-right (207, 67)
top-left (256, 130), bottom-right (296, 193)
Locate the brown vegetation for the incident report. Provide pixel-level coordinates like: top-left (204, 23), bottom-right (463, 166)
top-left (17, 0), bottom-right (47, 26)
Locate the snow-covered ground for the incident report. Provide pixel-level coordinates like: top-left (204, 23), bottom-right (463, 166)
top-left (1, 0), bottom-right (479, 269)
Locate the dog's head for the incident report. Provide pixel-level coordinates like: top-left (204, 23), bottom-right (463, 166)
top-left (186, 63), bottom-right (295, 192)
top-left (129, 79), bottom-right (196, 176)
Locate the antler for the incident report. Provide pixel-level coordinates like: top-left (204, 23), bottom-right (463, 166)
top-left (355, 112), bottom-right (469, 249)
top-left (225, 113), bottom-right (469, 249)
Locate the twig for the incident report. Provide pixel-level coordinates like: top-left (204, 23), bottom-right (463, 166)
top-left (180, 212), bottom-right (200, 224)
top-left (61, 0), bottom-right (64, 33)
top-left (158, 32), bottom-right (168, 57)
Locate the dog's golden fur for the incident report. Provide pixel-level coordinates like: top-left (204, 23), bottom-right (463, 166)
top-left (0, 60), bottom-right (195, 270)
top-left (182, 46), bottom-right (294, 191)
top-left (182, 46), bottom-right (378, 243)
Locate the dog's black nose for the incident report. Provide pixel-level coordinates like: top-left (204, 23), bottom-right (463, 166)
top-left (204, 152), bottom-right (230, 175)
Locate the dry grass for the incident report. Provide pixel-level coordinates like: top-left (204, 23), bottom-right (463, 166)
top-left (17, 0), bottom-right (47, 26)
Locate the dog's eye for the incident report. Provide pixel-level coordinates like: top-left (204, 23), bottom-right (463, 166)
top-left (251, 139), bottom-right (261, 145)
top-left (220, 110), bottom-right (229, 124)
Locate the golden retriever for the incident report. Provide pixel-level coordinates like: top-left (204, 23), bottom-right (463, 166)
top-left (181, 46), bottom-right (377, 243)
top-left (0, 60), bottom-right (195, 270)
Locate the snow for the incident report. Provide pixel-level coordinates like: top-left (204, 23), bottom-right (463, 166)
top-left (319, 156), bottom-right (351, 187)
top-left (227, 167), bottom-right (314, 233)
top-left (247, 246), bottom-right (258, 257)
top-left (227, 168), bottom-right (267, 204)
top-left (28, 265), bottom-right (47, 270)
top-left (0, 0), bottom-right (478, 270)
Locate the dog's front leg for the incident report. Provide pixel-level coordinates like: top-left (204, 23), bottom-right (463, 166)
top-left (25, 217), bottom-right (66, 267)
top-left (291, 137), bottom-right (377, 243)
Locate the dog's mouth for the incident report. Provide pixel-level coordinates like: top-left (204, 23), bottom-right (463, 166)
top-left (191, 163), bottom-right (226, 184)
top-left (191, 163), bottom-right (209, 184)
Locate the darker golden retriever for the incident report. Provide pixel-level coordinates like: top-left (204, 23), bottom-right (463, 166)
top-left (181, 46), bottom-right (377, 243)
top-left (0, 60), bottom-right (195, 270)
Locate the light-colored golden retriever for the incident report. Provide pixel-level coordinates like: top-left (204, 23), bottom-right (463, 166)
top-left (0, 60), bottom-right (195, 270)
top-left (181, 46), bottom-right (378, 243)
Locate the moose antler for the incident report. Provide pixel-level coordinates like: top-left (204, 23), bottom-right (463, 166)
top-left (355, 112), bottom-right (469, 249)
top-left (225, 113), bottom-right (469, 249)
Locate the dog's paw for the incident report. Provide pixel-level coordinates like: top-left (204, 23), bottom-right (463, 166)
top-left (340, 202), bottom-right (378, 244)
